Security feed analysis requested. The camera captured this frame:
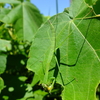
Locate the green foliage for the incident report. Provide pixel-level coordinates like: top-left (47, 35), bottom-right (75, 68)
top-left (27, 0), bottom-right (100, 100)
top-left (0, 0), bottom-right (43, 100)
top-left (0, 1), bottom-right (43, 41)
top-left (0, 77), bottom-right (4, 92)
top-left (0, 0), bottom-right (100, 100)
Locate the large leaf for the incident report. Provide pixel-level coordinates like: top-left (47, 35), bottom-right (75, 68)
top-left (0, 2), bottom-right (43, 41)
top-left (27, 6), bottom-right (100, 100)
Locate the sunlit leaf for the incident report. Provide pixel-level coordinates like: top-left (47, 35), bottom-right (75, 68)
top-left (1, 2), bottom-right (43, 41)
top-left (69, 0), bottom-right (96, 18)
top-left (27, 7), bottom-right (100, 100)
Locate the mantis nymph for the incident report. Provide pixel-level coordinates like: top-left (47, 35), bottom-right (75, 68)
top-left (40, 0), bottom-right (94, 95)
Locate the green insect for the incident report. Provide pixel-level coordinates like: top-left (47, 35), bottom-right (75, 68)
top-left (39, 2), bottom-right (93, 94)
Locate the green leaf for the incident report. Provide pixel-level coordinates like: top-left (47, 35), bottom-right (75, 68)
top-left (0, 77), bottom-right (4, 91)
top-left (27, 10), bottom-right (100, 100)
top-left (1, 2), bottom-right (43, 41)
top-left (69, 0), bottom-right (95, 18)
top-left (93, 0), bottom-right (100, 14)
top-left (58, 16), bottom-right (100, 100)
top-left (85, 0), bottom-right (97, 5)
top-left (74, 18), bottom-right (100, 59)
top-left (0, 8), bottom-right (11, 20)
top-left (0, 0), bottom-right (21, 4)
top-left (32, 90), bottom-right (47, 100)
top-left (27, 18), bottom-right (56, 84)
top-left (0, 54), bottom-right (7, 74)
top-left (0, 40), bottom-right (9, 74)
top-left (0, 39), bottom-right (11, 52)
